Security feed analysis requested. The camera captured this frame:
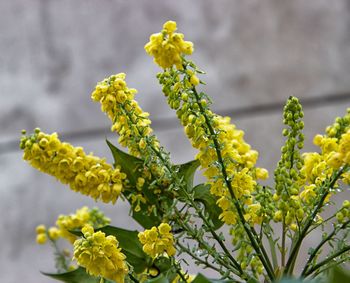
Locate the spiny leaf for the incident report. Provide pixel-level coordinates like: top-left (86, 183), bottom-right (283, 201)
top-left (193, 184), bottom-right (223, 230)
top-left (106, 139), bottom-right (143, 186)
top-left (42, 267), bottom-right (113, 283)
top-left (174, 159), bottom-right (200, 192)
top-left (145, 274), bottom-right (169, 283)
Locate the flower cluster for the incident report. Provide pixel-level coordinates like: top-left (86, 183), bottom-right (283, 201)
top-left (20, 129), bottom-right (126, 204)
top-left (336, 200), bottom-right (350, 223)
top-left (73, 225), bottom-right (128, 283)
top-left (300, 124), bottom-right (350, 206)
top-left (145, 21), bottom-right (193, 69)
top-left (157, 66), bottom-right (267, 226)
top-left (54, 206), bottom-right (110, 243)
top-left (326, 108), bottom-right (350, 139)
top-left (91, 73), bottom-right (164, 172)
top-left (273, 97), bottom-right (305, 226)
top-left (138, 223), bottom-right (176, 258)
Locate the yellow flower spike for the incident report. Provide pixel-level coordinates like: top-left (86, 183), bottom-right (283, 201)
top-left (74, 225), bottom-right (128, 283)
top-left (21, 130), bottom-right (126, 204)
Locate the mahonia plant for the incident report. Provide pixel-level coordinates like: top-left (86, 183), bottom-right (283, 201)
top-left (21, 21), bottom-right (350, 283)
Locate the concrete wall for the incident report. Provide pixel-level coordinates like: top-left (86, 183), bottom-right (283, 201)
top-left (1, 0), bottom-right (350, 282)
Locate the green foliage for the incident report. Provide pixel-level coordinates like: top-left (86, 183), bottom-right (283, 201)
top-left (42, 267), bottom-right (113, 283)
top-left (107, 139), bottom-right (144, 186)
top-left (175, 159), bottom-right (200, 191)
top-left (329, 266), bottom-right (350, 283)
top-left (192, 184), bottom-right (223, 230)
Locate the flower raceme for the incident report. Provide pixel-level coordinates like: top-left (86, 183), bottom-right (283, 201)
top-left (49, 206), bottom-right (110, 244)
top-left (155, 65), bottom-right (268, 226)
top-left (145, 21), bottom-right (193, 69)
top-left (73, 225), bottom-right (128, 283)
top-left (20, 129), bottom-right (126, 204)
top-left (138, 223), bottom-right (176, 259)
top-left (91, 73), bottom-right (160, 162)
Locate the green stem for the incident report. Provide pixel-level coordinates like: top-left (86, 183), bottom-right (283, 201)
top-left (151, 143), bottom-right (243, 274)
top-left (284, 167), bottom-right (347, 275)
top-left (177, 241), bottom-right (222, 274)
top-left (301, 220), bottom-right (350, 276)
top-left (129, 273), bottom-right (140, 283)
top-left (303, 246), bottom-right (350, 277)
top-left (281, 219), bottom-right (286, 268)
top-left (191, 87), bottom-right (275, 281)
top-left (173, 207), bottom-right (241, 278)
top-left (121, 106), bottom-right (243, 277)
top-left (311, 256), bottom-right (350, 279)
top-left (266, 229), bottom-right (278, 271)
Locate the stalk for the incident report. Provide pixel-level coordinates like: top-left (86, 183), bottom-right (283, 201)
top-left (191, 87), bottom-right (275, 281)
top-left (284, 166), bottom-right (347, 274)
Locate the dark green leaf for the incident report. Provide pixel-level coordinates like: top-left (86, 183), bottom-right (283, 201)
top-left (131, 208), bottom-right (161, 229)
top-left (145, 274), bottom-right (169, 283)
top-left (42, 267), bottom-right (113, 283)
top-left (192, 273), bottom-right (212, 283)
top-left (175, 159), bottom-right (200, 192)
top-left (107, 140), bottom-right (166, 229)
top-left (329, 266), bottom-right (350, 283)
top-left (192, 273), bottom-right (236, 283)
top-left (193, 184), bottom-right (223, 230)
top-left (107, 139), bottom-right (143, 186)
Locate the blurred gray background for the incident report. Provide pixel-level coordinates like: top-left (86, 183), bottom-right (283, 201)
top-left (1, 0), bottom-right (350, 282)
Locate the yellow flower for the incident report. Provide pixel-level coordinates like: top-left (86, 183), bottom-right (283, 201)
top-left (138, 223), bottom-right (176, 258)
top-left (48, 227), bottom-right (60, 240)
top-left (36, 233), bottom-right (47, 245)
top-left (145, 21), bottom-right (193, 69)
top-left (55, 206), bottom-right (110, 243)
top-left (74, 225), bottom-right (128, 283)
top-left (21, 129), bottom-right (126, 204)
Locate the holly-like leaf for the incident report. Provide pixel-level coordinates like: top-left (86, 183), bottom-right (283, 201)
top-left (145, 274), bottom-right (169, 283)
top-left (107, 140), bottom-right (163, 228)
top-left (191, 274), bottom-right (212, 283)
top-left (329, 266), bottom-right (350, 283)
top-left (175, 159), bottom-right (200, 192)
top-left (193, 184), bottom-right (223, 230)
top-left (192, 273), bottom-right (237, 283)
top-left (107, 139), bottom-right (144, 186)
top-left (42, 267), bottom-right (113, 283)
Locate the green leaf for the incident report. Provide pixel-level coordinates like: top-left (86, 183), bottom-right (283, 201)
top-left (329, 266), bottom-right (350, 283)
top-left (106, 139), bottom-right (143, 186)
top-left (152, 257), bottom-right (178, 283)
top-left (191, 273), bottom-right (236, 283)
top-left (175, 159), bottom-right (200, 191)
top-left (192, 274), bottom-right (212, 283)
top-left (98, 225), bottom-right (151, 273)
top-left (42, 267), bottom-right (113, 283)
top-left (145, 274), bottom-right (169, 283)
top-left (193, 184), bottom-right (223, 230)
top-left (106, 140), bottom-right (163, 228)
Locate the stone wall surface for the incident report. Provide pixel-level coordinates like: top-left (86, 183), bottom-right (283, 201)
top-left (1, 0), bottom-right (350, 282)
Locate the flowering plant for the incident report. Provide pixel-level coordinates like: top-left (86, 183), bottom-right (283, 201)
top-left (21, 21), bottom-right (350, 283)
